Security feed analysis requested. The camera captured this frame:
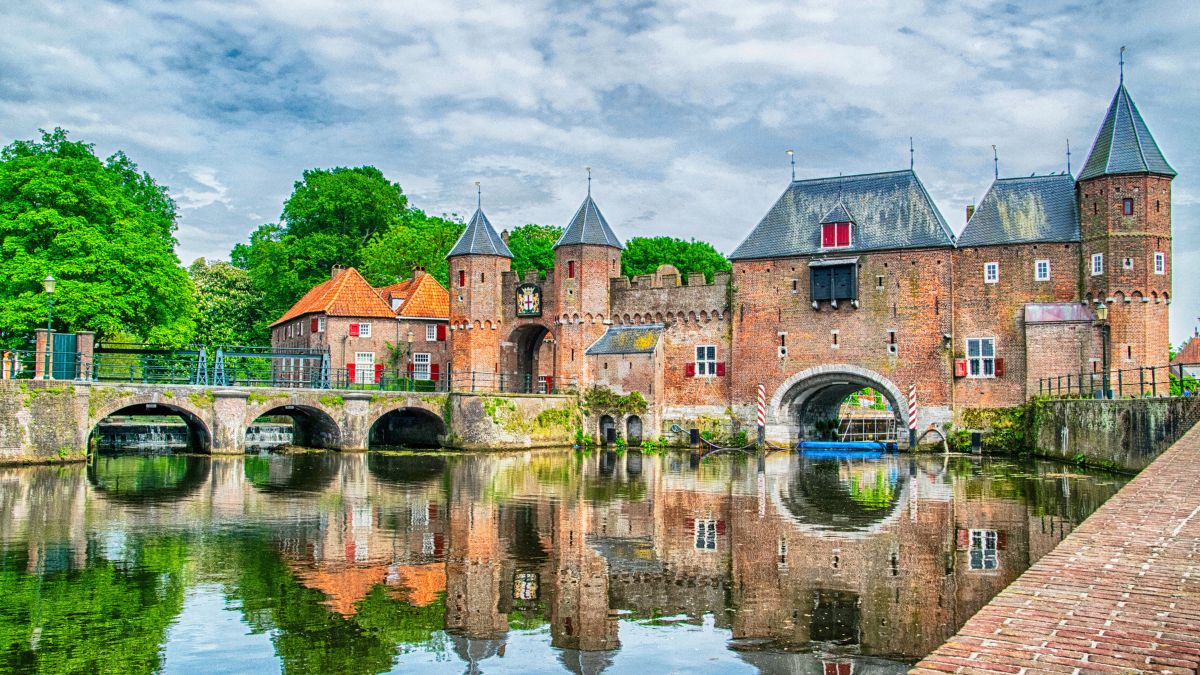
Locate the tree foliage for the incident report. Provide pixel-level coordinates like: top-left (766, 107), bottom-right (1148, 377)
top-left (620, 236), bottom-right (731, 284)
top-left (359, 208), bottom-right (465, 288)
top-left (189, 258), bottom-right (264, 346)
top-left (0, 128), bottom-right (196, 347)
top-left (507, 224), bottom-right (563, 279)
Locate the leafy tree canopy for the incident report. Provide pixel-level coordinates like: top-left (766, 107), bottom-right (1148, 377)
top-left (0, 128), bottom-right (195, 347)
top-left (359, 208), bottom-right (465, 288)
top-left (507, 224), bottom-right (563, 279)
top-left (620, 236), bottom-right (731, 284)
top-left (189, 258), bottom-right (265, 346)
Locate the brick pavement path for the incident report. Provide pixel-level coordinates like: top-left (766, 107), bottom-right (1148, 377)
top-left (913, 424), bottom-right (1200, 674)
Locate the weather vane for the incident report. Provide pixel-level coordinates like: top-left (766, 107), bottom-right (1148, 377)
top-left (786, 149), bottom-right (795, 181)
top-left (586, 167), bottom-right (592, 196)
top-left (475, 181), bottom-right (481, 209)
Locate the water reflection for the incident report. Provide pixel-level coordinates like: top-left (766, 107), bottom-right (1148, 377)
top-left (0, 450), bottom-right (1127, 673)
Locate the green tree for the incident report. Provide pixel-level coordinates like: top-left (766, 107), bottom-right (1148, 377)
top-left (507, 223), bottom-right (563, 279)
top-left (0, 128), bottom-right (196, 347)
top-left (359, 209), bottom-right (465, 288)
top-left (620, 236), bottom-right (731, 284)
top-left (189, 258), bottom-right (264, 345)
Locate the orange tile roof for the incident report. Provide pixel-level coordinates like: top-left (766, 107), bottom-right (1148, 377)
top-left (394, 272), bottom-right (449, 319)
top-left (389, 563), bottom-right (447, 606)
top-left (288, 561), bottom-right (389, 616)
top-left (1173, 335), bottom-right (1200, 366)
top-left (271, 267), bottom-right (396, 327)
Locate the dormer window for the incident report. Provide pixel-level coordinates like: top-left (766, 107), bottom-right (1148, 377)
top-left (821, 222), bottom-right (852, 249)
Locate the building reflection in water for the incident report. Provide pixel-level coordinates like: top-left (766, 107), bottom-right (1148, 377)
top-left (0, 449), bottom-right (1124, 672)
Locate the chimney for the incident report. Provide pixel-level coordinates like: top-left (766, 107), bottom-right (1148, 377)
top-left (501, 229), bottom-right (510, 245)
top-left (966, 204), bottom-right (975, 222)
top-left (412, 265), bottom-right (426, 279)
top-left (331, 264), bottom-right (346, 279)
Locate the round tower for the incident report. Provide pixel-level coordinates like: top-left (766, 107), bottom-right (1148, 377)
top-left (447, 204), bottom-right (513, 388)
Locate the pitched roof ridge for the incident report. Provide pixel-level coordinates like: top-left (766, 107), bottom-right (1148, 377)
top-left (1123, 87), bottom-right (1151, 171)
top-left (792, 168), bottom-right (912, 185)
top-left (907, 170), bottom-right (955, 244)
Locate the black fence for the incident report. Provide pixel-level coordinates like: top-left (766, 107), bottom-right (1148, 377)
top-left (1038, 362), bottom-right (1200, 400)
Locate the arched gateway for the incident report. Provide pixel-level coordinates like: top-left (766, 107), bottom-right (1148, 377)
top-left (769, 364), bottom-right (906, 443)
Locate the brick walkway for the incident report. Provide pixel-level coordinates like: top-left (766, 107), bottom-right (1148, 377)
top-left (913, 424), bottom-right (1200, 675)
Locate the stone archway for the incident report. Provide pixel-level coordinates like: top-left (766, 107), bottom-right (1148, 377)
top-left (89, 398), bottom-right (213, 454)
top-left (504, 324), bottom-right (554, 393)
top-left (368, 406), bottom-right (447, 448)
top-left (769, 364), bottom-right (906, 442)
top-left (248, 404), bottom-right (342, 449)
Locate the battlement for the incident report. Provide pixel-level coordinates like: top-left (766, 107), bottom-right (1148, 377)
top-left (610, 265), bottom-right (730, 323)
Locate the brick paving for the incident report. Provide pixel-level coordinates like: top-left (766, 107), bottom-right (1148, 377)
top-left (913, 424), bottom-right (1200, 675)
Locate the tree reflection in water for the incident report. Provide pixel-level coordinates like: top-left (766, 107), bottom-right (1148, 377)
top-left (0, 450), bottom-right (1129, 673)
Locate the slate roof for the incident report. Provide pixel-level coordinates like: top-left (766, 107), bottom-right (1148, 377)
top-left (1078, 84), bottom-right (1176, 181)
top-left (376, 271), bottom-right (449, 319)
top-left (271, 267), bottom-right (395, 327)
top-left (1025, 303), bottom-right (1095, 324)
top-left (728, 170), bottom-right (954, 260)
top-left (957, 174), bottom-right (1079, 247)
top-left (585, 325), bottom-right (663, 355)
top-left (554, 195), bottom-right (623, 249)
top-left (1172, 335), bottom-right (1200, 366)
top-left (820, 201), bottom-right (854, 224)
top-left (446, 208), bottom-right (512, 258)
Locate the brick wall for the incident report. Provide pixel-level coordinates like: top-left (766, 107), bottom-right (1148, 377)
top-left (1024, 321), bottom-right (1102, 396)
top-left (272, 315), bottom-right (450, 383)
top-left (448, 254), bottom-right (511, 379)
top-left (553, 243), bottom-right (621, 389)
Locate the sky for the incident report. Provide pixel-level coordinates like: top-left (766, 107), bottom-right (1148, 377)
top-left (2, 0), bottom-right (1197, 345)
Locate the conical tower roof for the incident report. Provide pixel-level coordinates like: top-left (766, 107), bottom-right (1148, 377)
top-left (554, 195), bottom-right (623, 249)
top-left (446, 208), bottom-right (512, 258)
top-left (1078, 83), bottom-right (1175, 181)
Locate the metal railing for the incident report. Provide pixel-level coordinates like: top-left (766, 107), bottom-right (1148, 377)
top-left (446, 370), bottom-right (577, 394)
top-left (1037, 362), bottom-right (1200, 400)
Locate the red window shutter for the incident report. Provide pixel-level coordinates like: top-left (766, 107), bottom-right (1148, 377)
top-left (407, 362), bottom-right (414, 376)
top-left (821, 223), bottom-right (835, 247)
top-left (434, 533), bottom-right (444, 556)
top-left (568, 260), bottom-right (576, 278)
top-left (684, 517), bottom-right (694, 531)
top-left (431, 363), bottom-right (440, 381)
top-left (428, 503), bottom-right (438, 519)
top-left (836, 222), bottom-right (851, 247)
top-left (546, 375), bottom-right (553, 391)
top-left (346, 363), bottom-right (356, 382)
top-left (716, 362), bottom-right (726, 376)
top-left (956, 528), bottom-right (970, 550)
top-left (436, 324), bottom-right (447, 341)
top-left (374, 363), bottom-right (384, 383)
top-left (685, 362), bottom-right (696, 377)
top-left (310, 317), bottom-right (319, 332)
top-left (716, 520), bottom-right (726, 535)
top-left (954, 359), bottom-right (968, 378)
top-left (997, 531), bottom-right (1007, 550)
top-left (458, 270), bottom-right (466, 287)
top-left (349, 323), bottom-right (360, 337)
top-left (995, 357), bottom-right (1005, 378)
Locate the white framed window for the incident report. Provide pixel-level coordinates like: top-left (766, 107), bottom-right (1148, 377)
top-left (983, 262), bottom-right (999, 284)
top-left (1091, 253), bottom-right (1104, 276)
top-left (413, 352), bottom-right (431, 380)
top-left (317, 317), bottom-right (326, 333)
top-left (425, 323), bottom-right (437, 341)
top-left (695, 345), bottom-right (717, 376)
top-left (966, 338), bottom-right (995, 378)
top-left (354, 351), bottom-right (375, 384)
top-left (694, 518), bottom-right (717, 550)
top-left (1035, 259), bottom-right (1050, 282)
top-left (297, 321), bottom-right (304, 336)
top-left (1154, 252), bottom-right (1165, 275)
top-left (359, 322), bottom-right (372, 337)
top-left (969, 529), bottom-right (999, 570)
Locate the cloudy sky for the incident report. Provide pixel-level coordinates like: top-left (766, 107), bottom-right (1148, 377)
top-left (2, 0), bottom-right (1197, 344)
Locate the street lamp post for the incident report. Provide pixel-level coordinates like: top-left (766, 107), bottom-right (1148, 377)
top-left (406, 329), bottom-right (414, 392)
top-left (42, 274), bottom-right (55, 380)
top-left (1095, 303), bottom-right (1110, 398)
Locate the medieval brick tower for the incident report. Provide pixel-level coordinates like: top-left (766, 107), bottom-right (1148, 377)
top-left (1077, 77), bottom-right (1175, 373)
top-left (552, 186), bottom-right (623, 390)
top-left (447, 205), bottom-right (513, 384)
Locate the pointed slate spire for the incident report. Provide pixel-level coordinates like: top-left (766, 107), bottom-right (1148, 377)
top-left (446, 207), bottom-right (513, 258)
top-left (554, 194), bottom-right (623, 249)
top-left (819, 201), bottom-right (855, 224)
top-left (1078, 83), bottom-right (1175, 181)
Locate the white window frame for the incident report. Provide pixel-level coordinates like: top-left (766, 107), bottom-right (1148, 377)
top-left (820, 222), bottom-right (853, 250)
top-left (694, 518), bottom-right (717, 551)
top-left (969, 529), bottom-right (999, 571)
top-left (354, 351), bottom-right (375, 384)
top-left (413, 352), bottom-right (431, 380)
top-left (695, 345), bottom-right (717, 377)
top-left (1154, 252), bottom-right (1165, 275)
top-left (359, 322), bottom-right (372, 338)
top-left (1091, 253), bottom-right (1104, 276)
top-left (966, 337), bottom-right (996, 378)
top-left (317, 317), bottom-right (326, 333)
top-left (425, 323), bottom-right (437, 342)
top-left (983, 262), bottom-right (999, 284)
top-left (1034, 259), bottom-right (1050, 282)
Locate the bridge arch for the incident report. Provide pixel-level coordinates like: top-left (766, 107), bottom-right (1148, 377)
top-left (769, 364), bottom-right (905, 442)
top-left (368, 403), bottom-right (447, 448)
top-left (89, 397), bottom-right (212, 454)
top-left (88, 454), bottom-right (212, 504)
top-left (244, 403), bottom-right (341, 450)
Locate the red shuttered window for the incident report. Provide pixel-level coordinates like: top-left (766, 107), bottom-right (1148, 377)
top-left (436, 324), bottom-right (447, 341)
top-left (310, 318), bottom-right (319, 332)
top-left (821, 222), bottom-right (852, 248)
top-left (373, 363), bottom-right (384, 383)
top-left (458, 270), bottom-right (466, 287)
top-left (349, 323), bottom-right (360, 337)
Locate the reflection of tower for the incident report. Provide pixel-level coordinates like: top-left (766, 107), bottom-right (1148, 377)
top-left (552, 182), bottom-right (623, 389)
top-left (447, 203), bottom-right (513, 383)
top-left (444, 458), bottom-right (508, 642)
top-left (550, 489), bottom-right (618, 652)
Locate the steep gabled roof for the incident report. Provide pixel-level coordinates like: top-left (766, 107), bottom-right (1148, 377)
top-left (1078, 84), bottom-right (1175, 181)
top-left (554, 195), bottom-right (623, 249)
top-left (729, 170), bottom-right (954, 260)
top-left (271, 267), bottom-right (395, 326)
top-left (446, 208), bottom-right (512, 258)
top-left (820, 201), bottom-right (855, 224)
top-left (393, 271), bottom-right (449, 319)
top-left (957, 174), bottom-right (1079, 247)
top-left (585, 325), bottom-right (663, 355)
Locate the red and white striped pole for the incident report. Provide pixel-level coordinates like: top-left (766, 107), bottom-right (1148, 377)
top-left (756, 383), bottom-right (767, 446)
top-left (907, 384), bottom-right (918, 449)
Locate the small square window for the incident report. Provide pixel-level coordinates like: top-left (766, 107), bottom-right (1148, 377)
top-left (967, 338), bottom-right (996, 378)
top-left (969, 529), bottom-right (999, 570)
top-left (695, 345), bottom-right (717, 376)
top-left (983, 262), bottom-right (999, 284)
top-left (1091, 253), bottom-right (1104, 276)
top-left (1154, 252), bottom-right (1165, 275)
top-left (1035, 259), bottom-right (1050, 282)
top-left (317, 317), bottom-right (326, 333)
top-left (359, 322), bottom-right (372, 338)
top-left (426, 324), bottom-right (437, 341)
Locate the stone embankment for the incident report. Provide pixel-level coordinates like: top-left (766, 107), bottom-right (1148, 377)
top-left (913, 422), bottom-right (1200, 674)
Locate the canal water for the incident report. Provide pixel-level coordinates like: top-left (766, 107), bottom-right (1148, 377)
top-left (0, 450), bottom-right (1127, 674)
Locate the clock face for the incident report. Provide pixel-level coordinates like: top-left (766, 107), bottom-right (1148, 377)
top-left (516, 284), bottom-right (542, 317)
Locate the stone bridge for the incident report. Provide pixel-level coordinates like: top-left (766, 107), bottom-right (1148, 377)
top-left (0, 380), bottom-right (580, 463)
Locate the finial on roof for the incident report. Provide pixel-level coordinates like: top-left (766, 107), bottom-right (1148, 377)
top-left (586, 167), bottom-right (592, 196)
top-left (992, 144), bottom-right (999, 180)
top-left (786, 149), bottom-right (795, 181)
top-left (1119, 45), bottom-right (1126, 84)
top-left (475, 181), bottom-right (481, 210)
top-left (909, 137), bottom-right (914, 171)
top-left (1066, 138), bottom-right (1072, 174)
